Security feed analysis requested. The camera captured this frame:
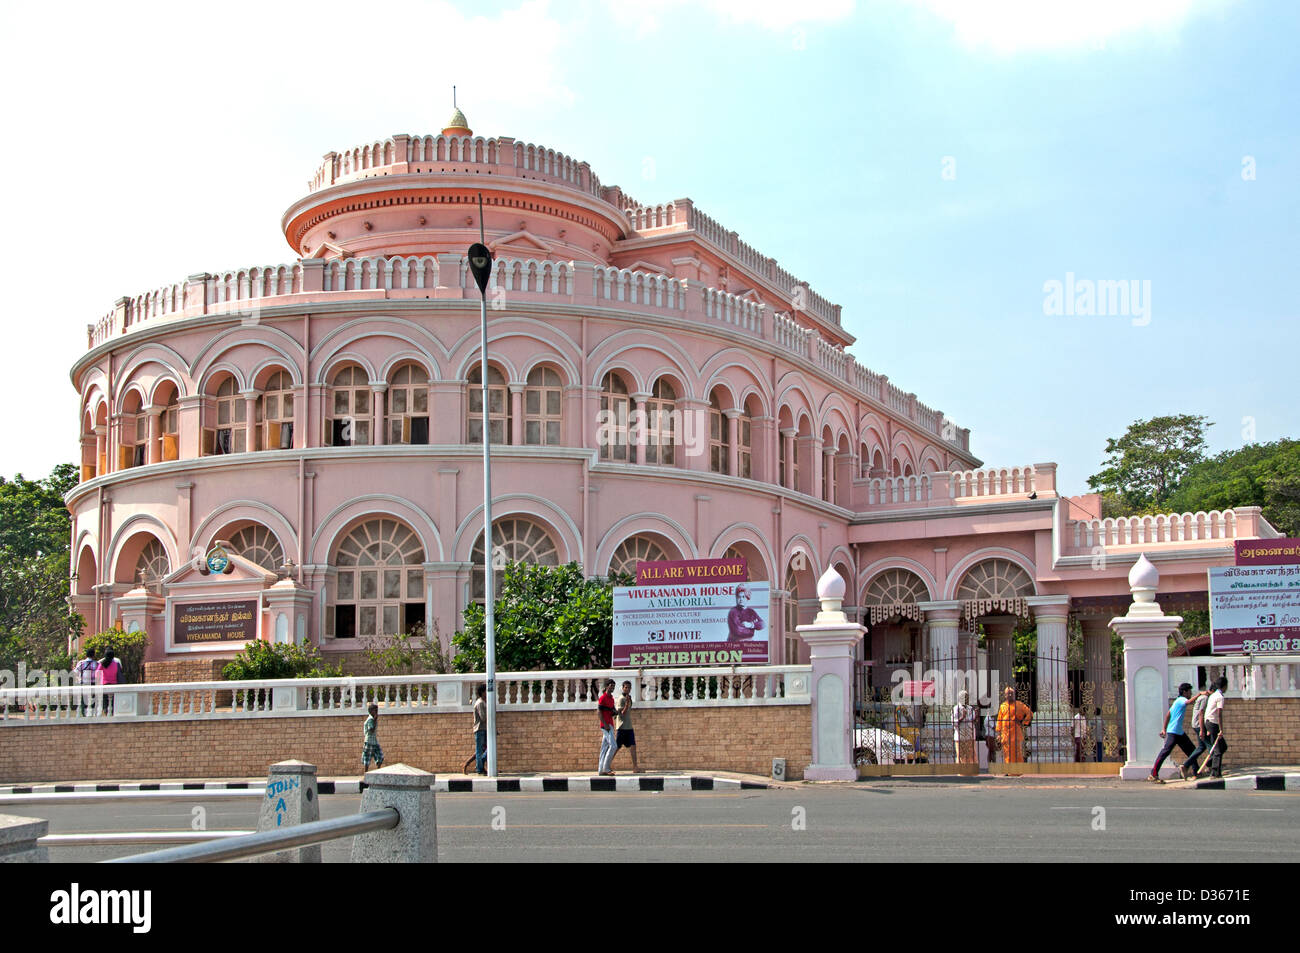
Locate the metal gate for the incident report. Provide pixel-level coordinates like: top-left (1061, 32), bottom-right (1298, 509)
top-left (853, 651), bottom-right (1126, 769)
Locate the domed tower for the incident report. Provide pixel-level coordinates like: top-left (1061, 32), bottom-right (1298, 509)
top-left (441, 106), bottom-right (472, 137)
top-left (282, 107), bottom-right (632, 264)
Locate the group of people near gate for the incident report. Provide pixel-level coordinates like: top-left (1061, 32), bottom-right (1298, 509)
top-left (948, 687), bottom-right (1110, 767)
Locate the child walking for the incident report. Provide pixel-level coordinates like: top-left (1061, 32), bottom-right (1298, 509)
top-left (362, 703), bottom-right (384, 772)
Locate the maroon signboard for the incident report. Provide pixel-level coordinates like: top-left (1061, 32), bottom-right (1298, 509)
top-left (1235, 538), bottom-right (1300, 566)
top-left (173, 600), bottom-right (259, 646)
top-left (635, 558), bottom-right (747, 586)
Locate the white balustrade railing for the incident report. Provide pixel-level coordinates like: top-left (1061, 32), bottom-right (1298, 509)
top-left (0, 666), bottom-right (810, 725)
top-left (1070, 510), bottom-right (1238, 549)
top-left (1168, 655), bottom-right (1300, 699)
top-left (950, 466), bottom-right (1036, 498)
top-left (866, 474), bottom-right (932, 505)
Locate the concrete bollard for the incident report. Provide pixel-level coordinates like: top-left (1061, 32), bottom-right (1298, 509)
top-left (0, 813), bottom-right (49, 863)
top-left (256, 760), bottom-right (321, 863)
top-left (349, 764), bottom-right (437, 864)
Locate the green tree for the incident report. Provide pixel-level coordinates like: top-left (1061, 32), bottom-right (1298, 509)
top-left (1164, 439), bottom-right (1300, 537)
top-left (453, 562), bottom-right (633, 672)
top-left (1087, 415), bottom-right (1211, 512)
top-left (0, 464), bottom-right (81, 670)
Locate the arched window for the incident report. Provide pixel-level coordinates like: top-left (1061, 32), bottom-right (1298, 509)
top-left (524, 365), bottom-right (563, 446)
top-left (121, 391), bottom-right (146, 469)
top-left (158, 385), bottom-right (180, 461)
top-left (326, 366), bottom-right (371, 447)
top-left (206, 377), bottom-right (247, 455)
top-left (471, 518), bottom-right (560, 602)
top-left (136, 538), bottom-right (170, 592)
top-left (387, 364), bottom-right (430, 445)
top-left (645, 378), bottom-right (676, 466)
top-left (822, 430), bottom-right (834, 502)
top-left (329, 519), bottom-right (425, 639)
top-left (228, 525), bottom-right (286, 573)
top-left (599, 372), bottom-right (630, 462)
top-left (784, 568), bottom-right (800, 664)
top-left (709, 394), bottom-right (729, 475)
top-left (736, 406), bottom-right (753, 480)
top-left (259, 370), bottom-right (295, 451)
top-left (467, 365), bottom-right (509, 444)
top-left (608, 535), bottom-right (670, 578)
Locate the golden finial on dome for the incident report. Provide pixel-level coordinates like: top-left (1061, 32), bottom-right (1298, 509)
top-left (443, 86), bottom-right (472, 136)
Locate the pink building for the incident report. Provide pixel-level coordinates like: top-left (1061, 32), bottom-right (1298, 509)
top-left (68, 109), bottom-right (1279, 683)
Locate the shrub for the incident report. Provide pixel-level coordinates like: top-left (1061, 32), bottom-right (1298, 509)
top-left (362, 622), bottom-right (452, 675)
top-left (83, 628), bottom-right (148, 684)
top-left (222, 640), bottom-right (342, 681)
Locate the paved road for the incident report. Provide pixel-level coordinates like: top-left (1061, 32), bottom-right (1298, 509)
top-left (27, 780), bottom-right (1300, 862)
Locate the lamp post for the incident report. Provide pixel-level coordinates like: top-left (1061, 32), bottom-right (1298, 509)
top-left (466, 195), bottom-right (497, 777)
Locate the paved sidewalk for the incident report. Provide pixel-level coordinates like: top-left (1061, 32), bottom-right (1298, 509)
top-left (1190, 764), bottom-right (1300, 791)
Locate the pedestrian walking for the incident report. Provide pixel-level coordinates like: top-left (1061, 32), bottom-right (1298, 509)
top-left (1200, 676), bottom-right (1228, 779)
top-left (361, 703), bottom-right (384, 771)
top-left (73, 648), bottom-right (99, 715)
top-left (613, 680), bottom-right (640, 772)
top-left (1148, 683), bottom-right (1207, 782)
top-left (1091, 707), bottom-right (1105, 762)
top-left (1072, 707), bottom-right (1087, 762)
top-left (952, 689), bottom-right (977, 764)
top-left (97, 649), bottom-right (121, 714)
top-left (597, 678), bottom-right (618, 775)
top-left (462, 684), bottom-right (488, 775)
top-left (1182, 683), bottom-right (1212, 779)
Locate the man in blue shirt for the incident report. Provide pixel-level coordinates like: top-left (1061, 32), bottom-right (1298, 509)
top-left (1148, 683), bottom-right (1208, 783)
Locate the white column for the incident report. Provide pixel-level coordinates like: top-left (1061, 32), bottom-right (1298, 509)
top-left (632, 393), bottom-right (649, 466)
top-left (1111, 555), bottom-right (1183, 780)
top-left (1028, 595), bottom-right (1071, 714)
top-left (145, 407), bottom-right (163, 465)
top-left (724, 408), bottom-right (741, 476)
top-left (240, 390), bottom-right (260, 451)
top-left (509, 383), bottom-right (524, 447)
top-left (1080, 615), bottom-right (1113, 689)
top-left (371, 384), bottom-right (387, 445)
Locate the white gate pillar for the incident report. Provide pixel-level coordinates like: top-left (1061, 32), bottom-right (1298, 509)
top-left (798, 566), bottom-right (865, 781)
top-left (1110, 554), bottom-right (1182, 780)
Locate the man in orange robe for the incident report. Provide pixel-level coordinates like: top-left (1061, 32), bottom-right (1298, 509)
top-left (996, 687), bottom-right (1033, 763)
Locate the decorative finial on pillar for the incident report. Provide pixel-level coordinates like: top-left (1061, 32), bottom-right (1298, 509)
top-left (815, 565), bottom-right (847, 623)
top-left (1125, 553), bottom-right (1164, 618)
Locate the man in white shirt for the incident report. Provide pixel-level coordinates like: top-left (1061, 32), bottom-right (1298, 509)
top-left (1182, 684), bottom-right (1213, 779)
top-left (1201, 676), bottom-right (1227, 778)
top-left (1072, 708), bottom-right (1088, 762)
top-left (952, 690), bottom-right (977, 764)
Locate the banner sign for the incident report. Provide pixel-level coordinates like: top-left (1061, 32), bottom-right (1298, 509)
top-left (612, 581), bottom-right (769, 667)
top-left (635, 558), bottom-right (747, 586)
top-left (172, 599), bottom-right (259, 646)
top-left (1208, 566), bottom-right (1300, 654)
top-left (1235, 538), bottom-right (1300, 566)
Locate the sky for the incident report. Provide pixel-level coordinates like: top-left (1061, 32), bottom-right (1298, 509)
top-left (0, 0), bottom-right (1296, 497)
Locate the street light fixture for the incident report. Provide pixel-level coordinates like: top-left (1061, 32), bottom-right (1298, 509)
top-left (467, 195), bottom-right (498, 777)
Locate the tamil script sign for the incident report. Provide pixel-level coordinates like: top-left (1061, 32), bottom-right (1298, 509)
top-left (612, 581), bottom-right (769, 667)
top-left (1235, 537), bottom-right (1300, 566)
top-left (635, 558), bottom-right (747, 586)
top-left (172, 599), bottom-right (259, 646)
top-left (1208, 566), bottom-right (1300, 654)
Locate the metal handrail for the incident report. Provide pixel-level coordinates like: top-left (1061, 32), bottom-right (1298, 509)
top-left (103, 808), bottom-right (399, 863)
